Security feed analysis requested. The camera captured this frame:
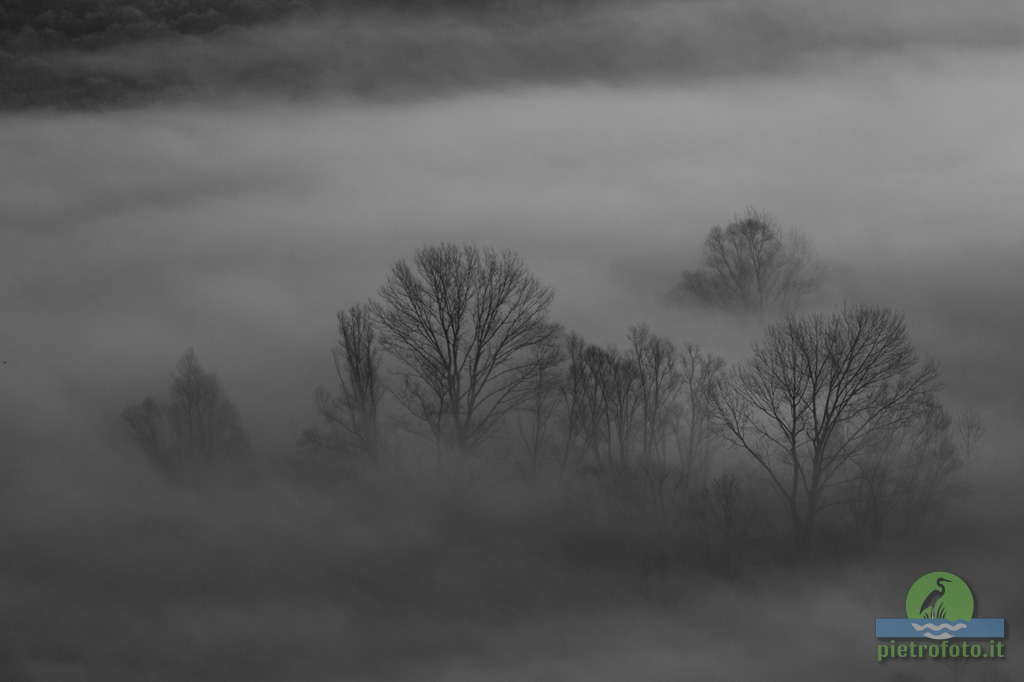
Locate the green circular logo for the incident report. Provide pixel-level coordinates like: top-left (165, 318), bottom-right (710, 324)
top-left (905, 572), bottom-right (974, 621)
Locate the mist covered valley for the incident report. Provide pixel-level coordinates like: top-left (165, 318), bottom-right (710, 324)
top-left (2, 1), bottom-right (1024, 680)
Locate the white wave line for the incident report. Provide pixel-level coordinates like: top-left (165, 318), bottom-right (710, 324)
top-left (923, 632), bottom-right (956, 640)
top-left (911, 623), bottom-right (968, 632)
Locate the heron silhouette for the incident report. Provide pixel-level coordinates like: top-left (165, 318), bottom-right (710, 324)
top-left (919, 577), bottom-right (951, 619)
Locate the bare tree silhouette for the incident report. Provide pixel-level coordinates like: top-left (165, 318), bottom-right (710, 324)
top-left (303, 303), bottom-right (384, 463)
top-left (371, 243), bottom-right (559, 457)
top-left (711, 306), bottom-right (939, 547)
top-left (515, 331), bottom-right (564, 477)
top-left (671, 209), bottom-right (821, 315)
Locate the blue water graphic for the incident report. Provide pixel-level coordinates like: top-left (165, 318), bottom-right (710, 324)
top-left (875, 618), bottom-right (1005, 639)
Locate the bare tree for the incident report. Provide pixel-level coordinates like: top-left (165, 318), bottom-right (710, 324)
top-left (304, 303), bottom-right (384, 462)
top-left (515, 331), bottom-right (564, 476)
top-left (563, 339), bottom-right (645, 482)
top-left (122, 348), bottom-right (248, 483)
top-left (630, 325), bottom-right (682, 463)
top-left (371, 243), bottom-right (558, 456)
top-left (600, 345), bottom-right (642, 478)
top-left (629, 332), bottom-right (726, 521)
top-left (671, 209), bottom-right (821, 314)
top-left (167, 348), bottom-right (248, 465)
top-left (672, 344), bottom-right (725, 493)
top-left (712, 306), bottom-right (939, 547)
top-left (560, 336), bottom-right (624, 478)
top-left (559, 332), bottom-right (605, 473)
top-left (628, 326), bottom-right (686, 516)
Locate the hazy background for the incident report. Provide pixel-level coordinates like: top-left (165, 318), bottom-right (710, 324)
top-left (2, 0), bottom-right (1024, 680)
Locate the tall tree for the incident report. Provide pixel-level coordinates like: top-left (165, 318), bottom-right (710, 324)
top-left (711, 306), bottom-right (939, 546)
top-left (305, 303), bottom-right (384, 462)
top-left (672, 344), bottom-right (725, 492)
top-left (560, 333), bottom-right (608, 473)
top-left (371, 243), bottom-right (558, 455)
top-left (630, 324), bottom-right (682, 463)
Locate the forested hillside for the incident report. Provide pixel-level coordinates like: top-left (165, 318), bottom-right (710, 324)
top-left (0, 0), bottom-right (601, 107)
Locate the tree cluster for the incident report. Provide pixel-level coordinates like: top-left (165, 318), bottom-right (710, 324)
top-left (122, 241), bottom-right (978, 555)
top-left (556, 328), bottom-right (724, 514)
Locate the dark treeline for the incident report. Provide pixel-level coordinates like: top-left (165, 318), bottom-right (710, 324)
top-left (0, 0), bottom-right (593, 108)
top-left (120, 220), bottom-right (982, 579)
top-left (7, 0), bottom-right (979, 110)
top-left (4, 0), bottom-right (1021, 110)
top-left (1, 0), bottom-right (301, 48)
top-left (1, 0), bottom-right (313, 108)
top-left (0, 0), bottom-right (587, 48)
top-left (0, 0), bottom-right (602, 57)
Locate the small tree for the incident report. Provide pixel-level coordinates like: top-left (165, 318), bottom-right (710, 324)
top-left (122, 348), bottom-right (248, 483)
top-left (671, 209), bottom-right (820, 314)
top-left (712, 306), bottom-right (939, 548)
top-left (303, 303), bottom-right (384, 462)
top-left (372, 243), bottom-right (559, 457)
